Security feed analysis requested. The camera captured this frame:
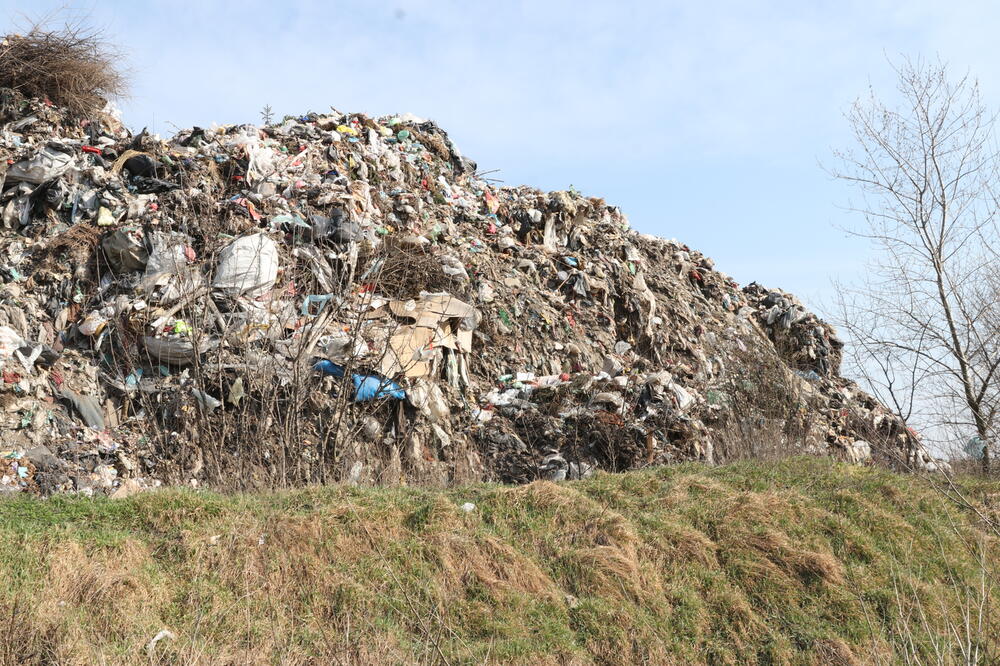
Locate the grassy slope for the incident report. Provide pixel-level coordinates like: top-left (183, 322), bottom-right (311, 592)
top-left (0, 458), bottom-right (998, 665)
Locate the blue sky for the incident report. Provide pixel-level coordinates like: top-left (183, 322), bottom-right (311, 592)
top-left (6, 0), bottom-right (1000, 314)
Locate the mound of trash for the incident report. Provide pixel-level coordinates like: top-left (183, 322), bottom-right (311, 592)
top-left (0, 92), bottom-right (943, 495)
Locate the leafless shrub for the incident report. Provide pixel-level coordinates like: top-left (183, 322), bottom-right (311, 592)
top-left (88, 233), bottom-right (467, 491)
top-left (713, 338), bottom-right (812, 463)
top-left (33, 222), bottom-right (101, 278)
top-left (0, 17), bottom-right (127, 117)
top-left (357, 239), bottom-right (456, 300)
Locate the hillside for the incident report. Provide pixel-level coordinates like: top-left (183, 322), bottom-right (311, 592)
top-left (0, 457), bottom-right (996, 664)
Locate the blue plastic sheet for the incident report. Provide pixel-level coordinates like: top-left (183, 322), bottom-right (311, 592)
top-left (352, 375), bottom-right (405, 402)
top-left (313, 360), bottom-right (404, 402)
top-left (314, 360), bottom-right (345, 378)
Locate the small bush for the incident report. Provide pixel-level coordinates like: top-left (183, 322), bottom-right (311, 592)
top-left (358, 239), bottom-right (455, 299)
top-left (0, 19), bottom-right (127, 117)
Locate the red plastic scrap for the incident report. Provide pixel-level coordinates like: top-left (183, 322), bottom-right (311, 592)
top-left (232, 197), bottom-right (262, 221)
top-left (484, 190), bottom-right (500, 215)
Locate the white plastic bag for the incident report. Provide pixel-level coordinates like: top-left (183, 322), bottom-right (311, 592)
top-left (212, 233), bottom-right (278, 297)
top-left (4, 145), bottom-right (74, 184)
top-left (0, 325), bottom-right (25, 361)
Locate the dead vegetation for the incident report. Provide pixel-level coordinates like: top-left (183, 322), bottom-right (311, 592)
top-left (0, 18), bottom-right (127, 118)
top-left (357, 238), bottom-right (458, 300)
top-left (33, 222), bottom-right (101, 278)
top-left (712, 336), bottom-right (813, 463)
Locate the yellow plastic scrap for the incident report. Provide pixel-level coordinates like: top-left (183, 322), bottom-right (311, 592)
top-left (96, 207), bottom-right (116, 227)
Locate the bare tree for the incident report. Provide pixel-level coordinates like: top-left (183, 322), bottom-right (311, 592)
top-left (833, 58), bottom-right (1000, 474)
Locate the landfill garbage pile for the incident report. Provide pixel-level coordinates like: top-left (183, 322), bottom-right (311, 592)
top-left (0, 91), bottom-right (945, 496)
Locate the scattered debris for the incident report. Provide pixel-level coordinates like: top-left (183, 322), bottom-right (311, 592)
top-left (0, 90), bottom-right (941, 496)
top-left (145, 629), bottom-right (176, 657)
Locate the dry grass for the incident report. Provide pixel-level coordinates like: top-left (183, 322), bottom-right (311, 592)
top-left (433, 532), bottom-right (558, 598)
top-left (0, 18), bottom-right (127, 117)
top-left (0, 458), bottom-right (997, 664)
top-left (30, 222), bottom-right (101, 281)
top-left (358, 238), bottom-right (456, 299)
top-left (812, 638), bottom-right (861, 666)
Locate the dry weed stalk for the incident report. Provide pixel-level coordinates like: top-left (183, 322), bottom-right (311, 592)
top-left (0, 17), bottom-right (127, 117)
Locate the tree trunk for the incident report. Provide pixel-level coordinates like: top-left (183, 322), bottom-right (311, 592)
top-left (975, 411), bottom-right (991, 475)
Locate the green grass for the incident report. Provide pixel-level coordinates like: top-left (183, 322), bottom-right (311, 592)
top-left (0, 457), bottom-right (997, 665)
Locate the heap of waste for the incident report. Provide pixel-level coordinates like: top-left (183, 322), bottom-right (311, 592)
top-left (0, 91), bottom-right (945, 495)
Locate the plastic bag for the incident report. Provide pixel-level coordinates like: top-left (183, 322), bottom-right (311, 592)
top-left (313, 360), bottom-right (404, 401)
top-left (143, 232), bottom-right (200, 299)
top-left (4, 145), bottom-right (74, 184)
top-left (212, 233), bottom-right (278, 297)
top-left (353, 375), bottom-right (405, 402)
top-left (102, 228), bottom-right (149, 272)
top-left (0, 326), bottom-right (25, 360)
top-left (144, 336), bottom-right (208, 366)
